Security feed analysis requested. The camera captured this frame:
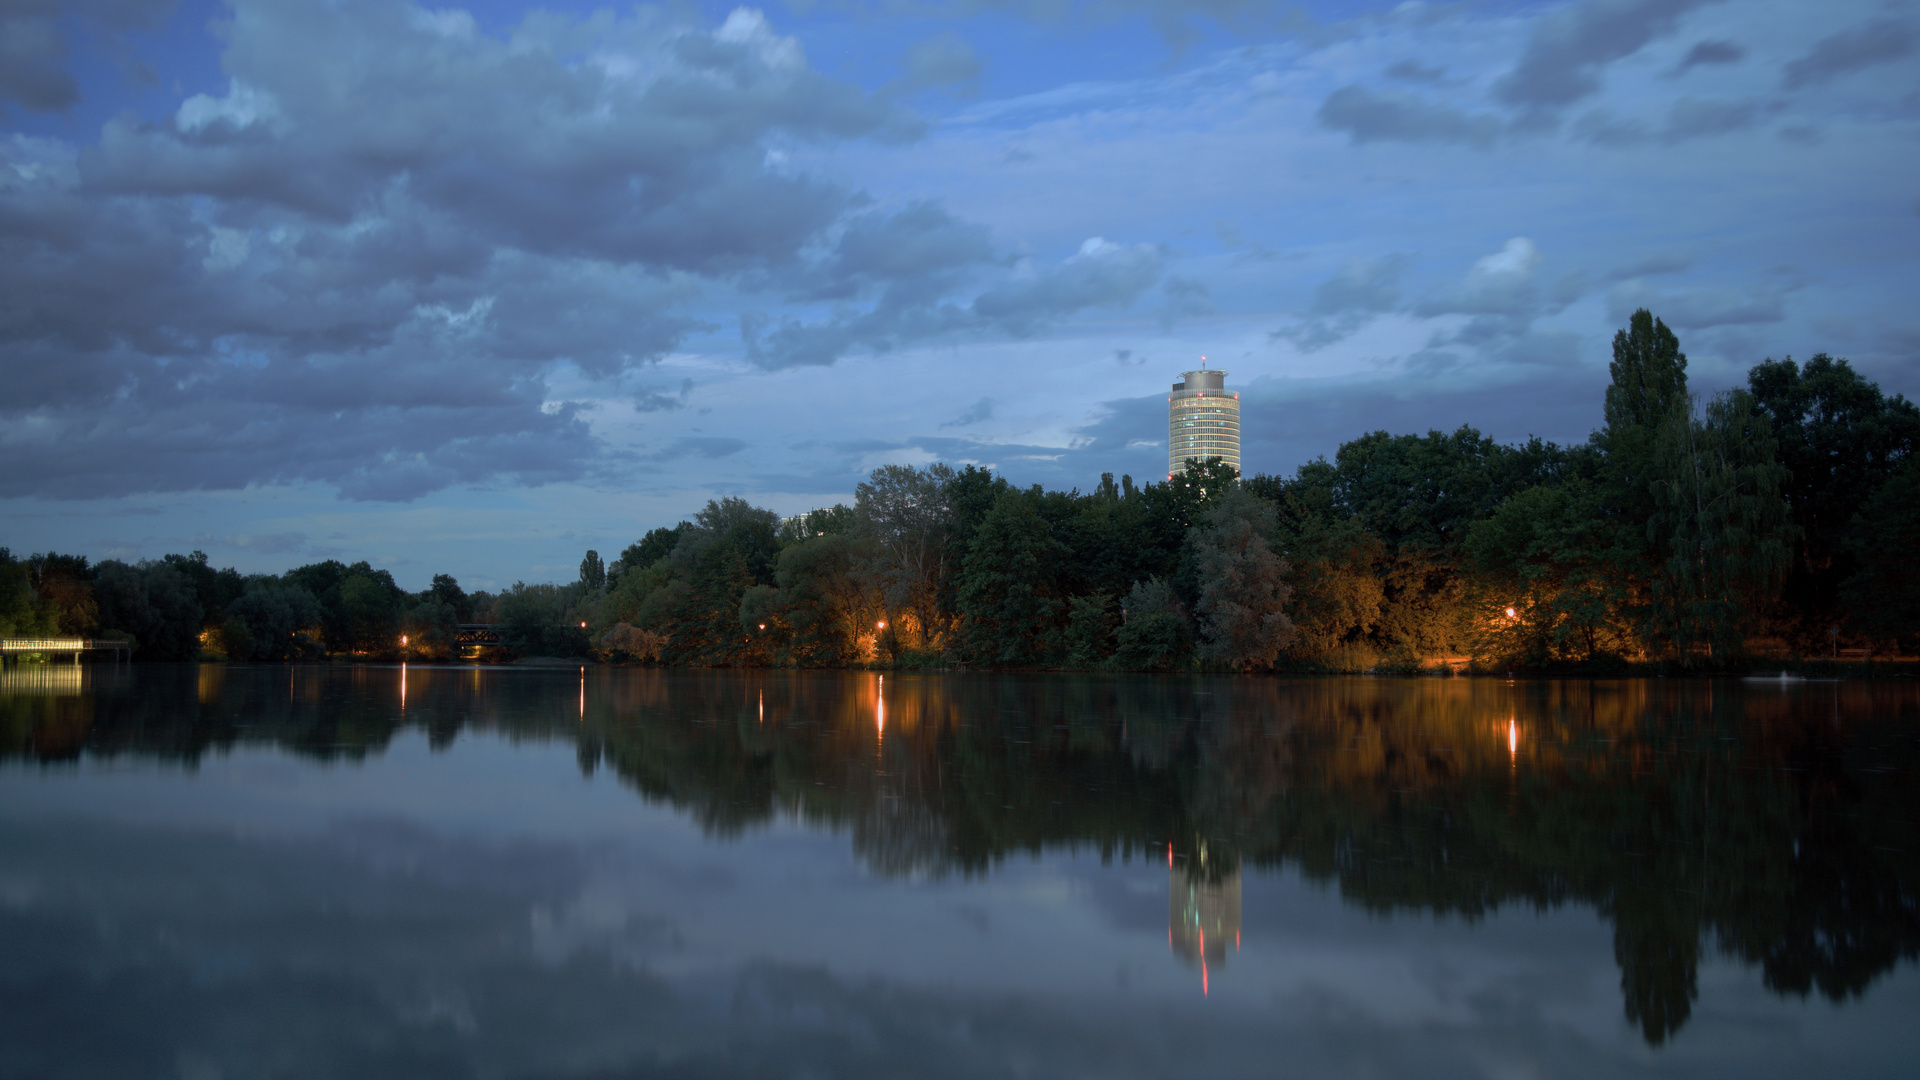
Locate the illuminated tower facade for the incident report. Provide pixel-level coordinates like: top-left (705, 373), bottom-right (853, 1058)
top-left (1167, 364), bottom-right (1241, 478)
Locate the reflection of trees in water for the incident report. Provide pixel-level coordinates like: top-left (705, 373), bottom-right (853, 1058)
top-left (6, 667), bottom-right (1917, 1045)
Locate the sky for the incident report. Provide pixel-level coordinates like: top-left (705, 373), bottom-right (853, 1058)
top-left (2, 0), bottom-right (1916, 590)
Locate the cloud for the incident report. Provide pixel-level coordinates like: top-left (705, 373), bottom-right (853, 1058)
top-left (1662, 96), bottom-right (1760, 139)
top-left (0, 1), bottom-right (940, 502)
top-left (1273, 254), bottom-right (1407, 352)
top-left (1670, 39), bottom-right (1745, 75)
top-left (1607, 280), bottom-right (1786, 328)
top-left (744, 234), bottom-right (1163, 368)
top-left (1782, 19), bottom-right (1917, 90)
top-left (1316, 85), bottom-right (1501, 148)
top-left (215, 531), bottom-right (310, 555)
top-left (635, 379), bottom-right (696, 413)
top-left (645, 437), bottom-right (750, 463)
top-left (940, 398), bottom-right (994, 428)
top-left (972, 237), bottom-right (1166, 335)
top-left (0, 0), bottom-right (78, 112)
top-left (1157, 274), bottom-right (1214, 326)
top-left (889, 32), bottom-right (982, 96)
top-left (1608, 252), bottom-right (1694, 279)
top-left (1384, 60), bottom-right (1450, 86)
top-left (1494, 0), bottom-right (1724, 113)
top-left (0, 0), bottom-right (172, 113)
top-left (1417, 238), bottom-right (1541, 319)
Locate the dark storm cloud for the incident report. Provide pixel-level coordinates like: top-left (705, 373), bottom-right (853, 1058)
top-left (1494, 0), bottom-right (1724, 113)
top-left (1781, 19), bottom-right (1917, 90)
top-left (0, 1), bottom-right (940, 502)
top-left (1316, 85), bottom-right (1502, 147)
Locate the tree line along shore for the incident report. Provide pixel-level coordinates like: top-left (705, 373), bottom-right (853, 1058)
top-left (4, 310), bottom-right (1916, 673)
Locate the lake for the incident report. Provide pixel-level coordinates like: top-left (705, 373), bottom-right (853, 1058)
top-left (3, 665), bottom-right (1917, 1078)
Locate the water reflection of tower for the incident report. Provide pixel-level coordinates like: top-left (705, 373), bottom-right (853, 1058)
top-left (1169, 847), bottom-right (1241, 994)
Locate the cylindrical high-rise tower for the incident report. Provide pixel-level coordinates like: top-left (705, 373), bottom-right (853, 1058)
top-left (1168, 365), bottom-right (1241, 478)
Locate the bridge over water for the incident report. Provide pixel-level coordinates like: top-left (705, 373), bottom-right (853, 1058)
top-left (0, 639), bottom-right (132, 669)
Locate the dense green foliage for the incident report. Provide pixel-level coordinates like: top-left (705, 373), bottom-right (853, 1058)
top-left (3, 310), bottom-right (1913, 667)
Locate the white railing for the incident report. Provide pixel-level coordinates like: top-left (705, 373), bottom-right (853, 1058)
top-left (0, 639), bottom-right (132, 652)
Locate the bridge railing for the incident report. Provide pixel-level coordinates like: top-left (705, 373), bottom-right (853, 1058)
top-left (0, 639), bottom-right (134, 668)
top-left (1, 639), bottom-right (131, 652)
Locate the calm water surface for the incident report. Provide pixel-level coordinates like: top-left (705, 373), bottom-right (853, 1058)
top-left (3, 666), bottom-right (1918, 1078)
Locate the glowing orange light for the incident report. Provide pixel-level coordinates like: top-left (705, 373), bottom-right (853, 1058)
top-left (877, 620), bottom-right (886, 630)
top-left (1201, 927), bottom-right (1209, 997)
top-left (579, 621), bottom-right (587, 628)
top-left (1509, 718), bottom-right (1518, 757)
top-left (400, 635), bottom-right (409, 646)
top-left (1505, 607), bottom-right (1517, 619)
top-left (758, 623), bottom-right (766, 630)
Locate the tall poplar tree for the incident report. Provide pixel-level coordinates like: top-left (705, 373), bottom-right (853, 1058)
top-left (1596, 309), bottom-right (1691, 650)
top-left (1601, 309), bottom-right (1690, 519)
